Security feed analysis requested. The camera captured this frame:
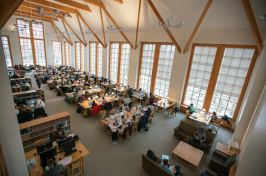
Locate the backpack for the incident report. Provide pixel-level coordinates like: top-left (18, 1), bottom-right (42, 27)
top-left (83, 109), bottom-right (88, 117)
top-left (57, 91), bottom-right (61, 96)
top-left (146, 149), bottom-right (157, 162)
top-left (76, 107), bottom-right (82, 113)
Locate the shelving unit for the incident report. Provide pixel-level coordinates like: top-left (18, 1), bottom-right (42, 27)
top-left (12, 89), bottom-right (45, 104)
top-left (19, 112), bottom-right (71, 149)
top-left (10, 77), bottom-right (32, 87)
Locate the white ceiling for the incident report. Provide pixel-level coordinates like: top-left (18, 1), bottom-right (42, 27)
top-left (8, 0), bottom-right (266, 38)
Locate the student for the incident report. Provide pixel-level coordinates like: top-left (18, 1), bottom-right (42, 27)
top-left (102, 97), bottom-right (107, 105)
top-left (43, 158), bottom-right (63, 176)
top-left (187, 103), bottom-right (196, 114)
top-left (109, 123), bottom-right (118, 144)
top-left (118, 121), bottom-right (127, 134)
top-left (122, 104), bottom-right (129, 111)
top-left (79, 94), bottom-right (86, 102)
top-left (211, 111), bottom-right (218, 123)
top-left (158, 159), bottom-right (173, 174)
top-left (51, 128), bottom-right (65, 142)
top-left (190, 127), bottom-right (206, 149)
top-left (92, 100), bottom-right (97, 108)
top-left (36, 76), bottom-right (42, 89)
top-left (145, 107), bottom-right (152, 117)
top-left (21, 81), bottom-right (30, 91)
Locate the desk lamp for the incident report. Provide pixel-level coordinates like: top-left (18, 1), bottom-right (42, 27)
top-left (227, 140), bottom-right (239, 154)
top-left (88, 97), bottom-right (91, 100)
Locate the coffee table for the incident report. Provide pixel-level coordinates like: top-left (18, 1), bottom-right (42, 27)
top-left (172, 141), bottom-right (204, 171)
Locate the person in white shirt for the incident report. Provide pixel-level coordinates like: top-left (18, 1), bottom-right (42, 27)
top-left (109, 123), bottom-right (118, 144)
top-left (122, 104), bottom-right (129, 111)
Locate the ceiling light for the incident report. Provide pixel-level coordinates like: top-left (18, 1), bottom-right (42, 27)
top-left (52, 9), bottom-right (60, 14)
top-left (158, 20), bottom-right (184, 29)
top-left (107, 25), bottom-right (125, 31)
top-left (260, 14), bottom-right (266, 21)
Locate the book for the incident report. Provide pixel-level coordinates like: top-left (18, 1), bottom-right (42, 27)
top-left (27, 158), bottom-right (36, 168)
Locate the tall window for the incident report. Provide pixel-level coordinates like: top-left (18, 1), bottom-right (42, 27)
top-left (89, 42), bottom-right (103, 76)
top-left (182, 44), bottom-right (258, 120)
top-left (1, 36), bottom-right (13, 67)
top-left (17, 19), bottom-right (47, 66)
top-left (53, 41), bottom-right (62, 66)
top-left (109, 42), bottom-right (130, 83)
top-left (75, 42), bottom-right (84, 70)
top-left (64, 42), bottom-right (71, 66)
top-left (138, 43), bottom-right (175, 97)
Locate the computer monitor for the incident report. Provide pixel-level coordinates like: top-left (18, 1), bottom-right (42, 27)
top-left (40, 147), bottom-right (57, 162)
top-left (61, 139), bottom-right (77, 157)
top-left (28, 99), bottom-right (37, 106)
top-left (57, 137), bottom-right (72, 149)
top-left (36, 141), bottom-right (52, 155)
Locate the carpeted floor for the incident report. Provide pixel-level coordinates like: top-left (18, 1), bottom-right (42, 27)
top-left (26, 72), bottom-right (233, 176)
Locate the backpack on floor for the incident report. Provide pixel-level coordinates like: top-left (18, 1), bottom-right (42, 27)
top-left (57, 91), bottom-right (61, 96)
top-left (67, 99), bottom-right (71, 104)
top-left (76, 107), bottom-right (82, 113)
top-left (83, 109), bottom-right (88, 117)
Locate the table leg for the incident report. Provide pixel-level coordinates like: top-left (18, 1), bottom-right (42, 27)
top-left (82, 156), bottom-right (85, 173)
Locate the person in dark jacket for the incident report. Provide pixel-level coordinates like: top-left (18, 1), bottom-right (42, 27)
top-left (51, 128), bottom-right (65, 142)
top-left (190, 127), bottom-right (206, 149)
top-left (36, 76), bottom-right (42, 89)
top-left (43, 158), bottom-right (63, 176)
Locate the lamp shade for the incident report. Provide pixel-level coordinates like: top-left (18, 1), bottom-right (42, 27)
top-left (227, 140), bottom-right (239, 149)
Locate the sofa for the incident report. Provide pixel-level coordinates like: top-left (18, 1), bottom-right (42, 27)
top-left (142, 154), bottom-right (172, 176)
top-left (174, 121), bottom-right (216, 153)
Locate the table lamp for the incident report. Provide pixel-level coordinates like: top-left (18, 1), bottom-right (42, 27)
top-left (227, 140), bottom-right (239, 154)
top-left (88, 97), bottom-right (91, 100)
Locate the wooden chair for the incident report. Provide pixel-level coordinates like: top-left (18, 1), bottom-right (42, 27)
top-left (168, 106), bottom-right (176, 117)
top-left (34, 139), bottom-right (46, 148)
top-left (208, 121), bottom-right (224, 134)
top-left (132, 119), bottom-right (140, 134)
top-left (141, 97), bottom-right (150, 106)
top-left (185, 110), bottom-right (191, 123)
top-left (118, 98), bottom-right (123, 107)
top-left (110, 109), bottom-right (116, 115)
top-left (148, 111), bottom-right (154, 123)
top-left (67, 157), bottom-right (83, 176)
top-left (99, 110), bottom-right (106, 119)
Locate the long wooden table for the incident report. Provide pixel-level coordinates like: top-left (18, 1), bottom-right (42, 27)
top-left (153, 99), bottom-right (176, 115)
top-left (172, 141), bottom-right (204, 171)
top-left (25, 141), bottom-right (89, 176)
top-left (79, 96), bottom-right (116, 109)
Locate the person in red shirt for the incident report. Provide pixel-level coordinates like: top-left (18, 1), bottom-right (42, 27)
top-left (92, 100), bottom-right (97, 108)
top-left (79, 94), bottom-right (86, 102)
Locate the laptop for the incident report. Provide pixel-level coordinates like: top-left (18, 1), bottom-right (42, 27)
top-left (114, 120), bottom-right (119, 126)
top-left (98, 99), bottom-right (102, 102)
top-left (162, 154), bottom-right (170, 161)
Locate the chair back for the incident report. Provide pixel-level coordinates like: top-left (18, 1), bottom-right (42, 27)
top-left (186, 110), bottom-right (190, 117)
top-left (69, 157), bottom-right (83, 176)
top-left (99, 110), bottom-right (106, 119)
top-left (34, 139), bottom-right (46, 148)
top-left (110, 109), bottom-right (116, 115)
top-left (132, 119), bottom-right (140, 131)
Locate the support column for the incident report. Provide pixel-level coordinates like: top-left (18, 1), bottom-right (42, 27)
top-left (0, 31), bottom-right (29, 175)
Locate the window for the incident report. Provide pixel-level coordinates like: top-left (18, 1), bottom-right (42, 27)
top-left (181, 44), bottom-right (258, 120)
top-left (154, 45), bottom-right (176, 97)
top-left (90, 43), bottom-right (96, 74)
top-left (64, 42), bottom-right (71, 66)
top-left (89, 42), bottom-right (103, 76)
top-left (138, 43), bottom-right (176, 97)
top-left (17, 19), bottom-right (47, 66)
top-left (1, 36), bottom-right (13, 67)
top-left (75, 42), bottom-right (84, 70)
top-left (109, 42), bottom-right (130, 83)
top-left (53, 41), bottom-right (62, 66)
top-left (98, 44), bottom-right (103, 77)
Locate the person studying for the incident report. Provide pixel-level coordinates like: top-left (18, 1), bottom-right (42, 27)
top-left (51, 128), bottom-right (66, 142)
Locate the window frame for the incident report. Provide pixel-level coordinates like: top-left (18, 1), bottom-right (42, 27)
top-left (75, 41), bottom-right (84, 70)
top-left (89, 42), bottom-right (102, 75)
top-left (181, 43), bottom-right (258, 121)
top-left (137, 42), bottom-right (175, 95)
top-left (1, 35), bottom-right (14, 67)
top-left (16, 18), bottom-right (47, 67)
top-left (52, 41), bottom-right (63, 66)
top-left (109, 42), bottom-right (130, 83)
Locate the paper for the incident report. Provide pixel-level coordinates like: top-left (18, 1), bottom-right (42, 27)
top-left (27, 158), bottom-right (36, 168)
top-left (57, 156), bottom-right (72, 167)
top-left (67, 134), bottom-right (75, 138)
top-left (52, 141), bottom-right (57, 147)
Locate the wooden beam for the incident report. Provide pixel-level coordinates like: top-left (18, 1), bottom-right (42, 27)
top-left (0, 0), bottom-right (23, 29)
top-left (51, 21), bottom-right (73, 45)
top-left (77, 13), bottom-right (105, 48)
top-left (183, 0), bottom-right (213, 54)
top-left (53, 0), bottom-right (91, 12)
top-left (242, 0), bottom-right (263, 54)
top-left (25, 0), bottom-right (78, 14)
top-left (51, 23), bottom-right (62, 42)
top-left (61, 18), bottom-right (87, 46)
top-left (113, 0), bottom-right (123, 4)
top-left (14, 10), bottom-right (59, 21)
top-left (76, 15), bottom-right (87, 47)
top-left (102, 7), bottom-right (134, 49)
top-left (135, 0), bottom-right (142, 49)
top-left (61, 19), bottom-right (72, 44)
top-left (21, 1), bottom-right (72, 18)
top-left (18, 6), bottom-right (65, 18)
top-left (13, 12), bottom-right (57, 22)
top-left (100, 7), bottom-right (107, 47)
top-left (82, 0), bottom-right (104, 8)
top-left (146, 0), bottom-right (181, 53)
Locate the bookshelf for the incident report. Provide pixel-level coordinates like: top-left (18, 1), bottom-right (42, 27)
top-left (10, 77), bottom-right (32, 87)
top-left (19, 112), bottom-right (71, 149)
top-left (12, 89), bottom-right (45, 104)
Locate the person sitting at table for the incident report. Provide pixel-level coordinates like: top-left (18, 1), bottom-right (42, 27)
top-left (128, 100), bottom-right (133, 108)
top-left (138, 88), bottom-right (142, 93)
top-left (79, 94), bottom-right (86, 102)
top-left (190, 127), bottom-right (206, 149)
top-left (43, 158), bottom-right (63, 176)
top-left (102, 97), bottom-right (107, 105)
top-left (145, 107), bottom-right (152, 117)
top-left (21, 81), bottom-right (30, 91)
top-left (130, 115), bottom-right (136, 126)
top-left (122, 104), bottom-right (129, 111)
top-left (187, 103), bottom-right (196, 114)
top-left (51, 127), bottom-right (66, 142)
top-left (118, 121), bottom-right (128, 141)
top-left (142, 94), bottom-right (148, 102)
top-left (210, 111), bottom-right (218, 123)
top-left (13, 72), bottom-right (20, 78)
top-left (92, 100), bottom-right (97, 108)
top-left (109, 123), bottom-right (118, 144)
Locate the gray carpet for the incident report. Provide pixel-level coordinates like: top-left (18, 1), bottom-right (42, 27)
top-left (26, 72), bottom-right (233, 176)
